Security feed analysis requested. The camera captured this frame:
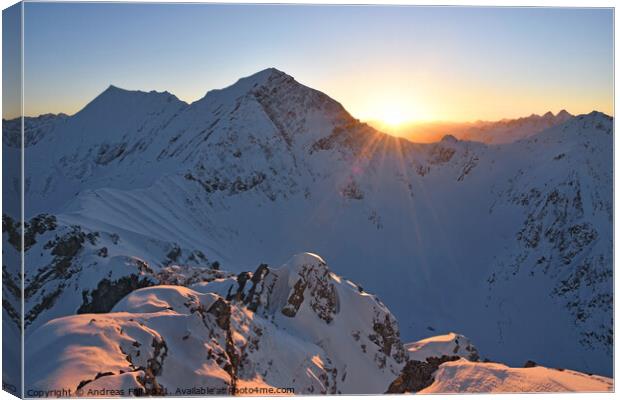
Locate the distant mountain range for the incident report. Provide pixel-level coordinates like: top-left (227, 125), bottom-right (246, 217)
top-left (3, 68), bottom-right (613, 394)
top-left (368, 110), bottom-right (574, 143)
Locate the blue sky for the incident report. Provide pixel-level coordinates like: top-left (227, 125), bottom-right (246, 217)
top-left (6, 3), bottom-right (614, 122)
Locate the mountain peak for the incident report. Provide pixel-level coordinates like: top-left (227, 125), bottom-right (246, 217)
top-left (105, 83), bottom-right (123, 91)
top-left (197, 67), bottom-right (294, 104)
top-left (441, 134), bottom-right (459, 143)
top-left (235, 67), bottom-right (294, 91)
top-left (556, 109), bottom-right (573, 121)
top-left (100, 84), bottom-right (147, 97)
top-left (542, 111), bottom-right (554, 119)
top-left (99, 84), bottom-right (180, 100)
top-left (249, 67), bottom-right (289, 81)
top-left (580, 110), bottom-right (613, 121)
top-left (74, 84), bottom-right (186, 122)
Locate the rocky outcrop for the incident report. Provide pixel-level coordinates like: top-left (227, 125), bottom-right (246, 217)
top-left (137, 338), bottom-right (169, 395)
top-left (156, 263), bottom-right (232, 286)
top-left (280, 256), bottom-right (339, 323)
top-left (386, 355), bottom-right (461, 393)
top-left (3, 213), bottom-right (58, 251)
top-left (77, 273), bottom-right (153, 314)
top-left (370, 313), bottom-right (408, 366)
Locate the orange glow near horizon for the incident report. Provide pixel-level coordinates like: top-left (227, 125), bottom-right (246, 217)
top-left (373, 104), bottom-right (413, 128)
top-left (349, 89), bottom-right (437, 132)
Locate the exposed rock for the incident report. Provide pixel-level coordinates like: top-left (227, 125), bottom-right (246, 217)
top-left (281, 259), bottom-right (338, 323)
top-left (369, 313), bottom-right (407, 364)
top-left (2, 214), bottom-right (21, 250)
top-left (386, 355), bottom-right (461, 393)
top-left (3, 213), bottom-right (57, 251)
top-left (244, 264), bottom-right (270, 312)
top-left (281, 279), bottom-right (307, 318)
top-left (157, 264), bottom-right (231, 286)
top-left (136, 338), bottom-right (168, 395)
top-left (341, 179), bottom-right (364, 200)
top-left (207, 297), bottom-right (231, 330)
top-left (77, 274), bottom-right (153, 314)
top-left (429, 145), bottom-right (456, 165)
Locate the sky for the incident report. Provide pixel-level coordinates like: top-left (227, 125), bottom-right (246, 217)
top-left (4, 3), bottom-right (614, 124)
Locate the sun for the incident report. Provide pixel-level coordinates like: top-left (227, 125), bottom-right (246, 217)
top-left (375, 103), bottom-right (412, 128)
top-left (358, 95), bottom-right (427, 131)
top-left (380, 109), bottom-right (409, 127)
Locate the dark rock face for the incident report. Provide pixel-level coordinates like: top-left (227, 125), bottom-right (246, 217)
top-left (3, 213), bottom-right (58, 251)
top-left (205, 296), bottom-right (239, 390)
top-left (369, 313), bottom-right (407, 365)
top-left (386, 355), bottom-right (460, 393)
top-left (2, 214), bottom-right (21, 250)
top-left (219, 263), bottom-right (278, 316)
top-left (2, 265), bottom-right (21, 300)
top-left (50, 230), bottom-right (84, 259)
top-left (281, 260), bottom-right (339, 323)
top-left (281, 279), bottom-right (307, 318)
top-left (244, 264), bottom-right (270, 312)
top-left (77, 273), bottom-right (153, 314)
top-left (23, 226), bottom-right (88, 327)
top-left (523, 360), bottom-right (537, 368)
top-left (207, 298), bottom-right (231, 330)
top-left (29, 214), bottom-right (59, 245)
top-left (184, 171), bottom-right (267, 196)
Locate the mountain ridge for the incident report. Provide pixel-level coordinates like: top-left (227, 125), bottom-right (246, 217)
top-left (7, 67), bottom-right (601, 148)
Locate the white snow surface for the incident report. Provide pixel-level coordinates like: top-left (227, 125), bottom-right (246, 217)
top-left (406, 333), bottom-right (479, 362)
top-left (24, 254), bottom-right (610, 395)
top-left (26, 253), bottom-right (407, 395)
top-left (421, 359), bottom-right (612, 393)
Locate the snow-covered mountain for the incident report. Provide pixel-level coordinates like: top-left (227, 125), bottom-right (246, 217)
top-left (3, 68), bottom-right (613, 393)
top-left (451, 110), bottom-right (574, 144)
top-left (21, 254), bottom-right (612, 395)
top-left (2, 113), bottom-right (69, 147)
top-left (370, 110), bottom-right (574, 144)
top-left (25, 253), bottom-right (409, 395)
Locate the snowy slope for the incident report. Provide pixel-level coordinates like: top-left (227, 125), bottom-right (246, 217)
top-left (421, 359), bottom-right (612, 393)
top-left (406, 333), bottom-right (479, 362)
top-left (3, 68), bottom-right (613, 383)
top-left (24, 255), bottom-right (610, 395)
top-left (26, 254), bottom-right (407, 395)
